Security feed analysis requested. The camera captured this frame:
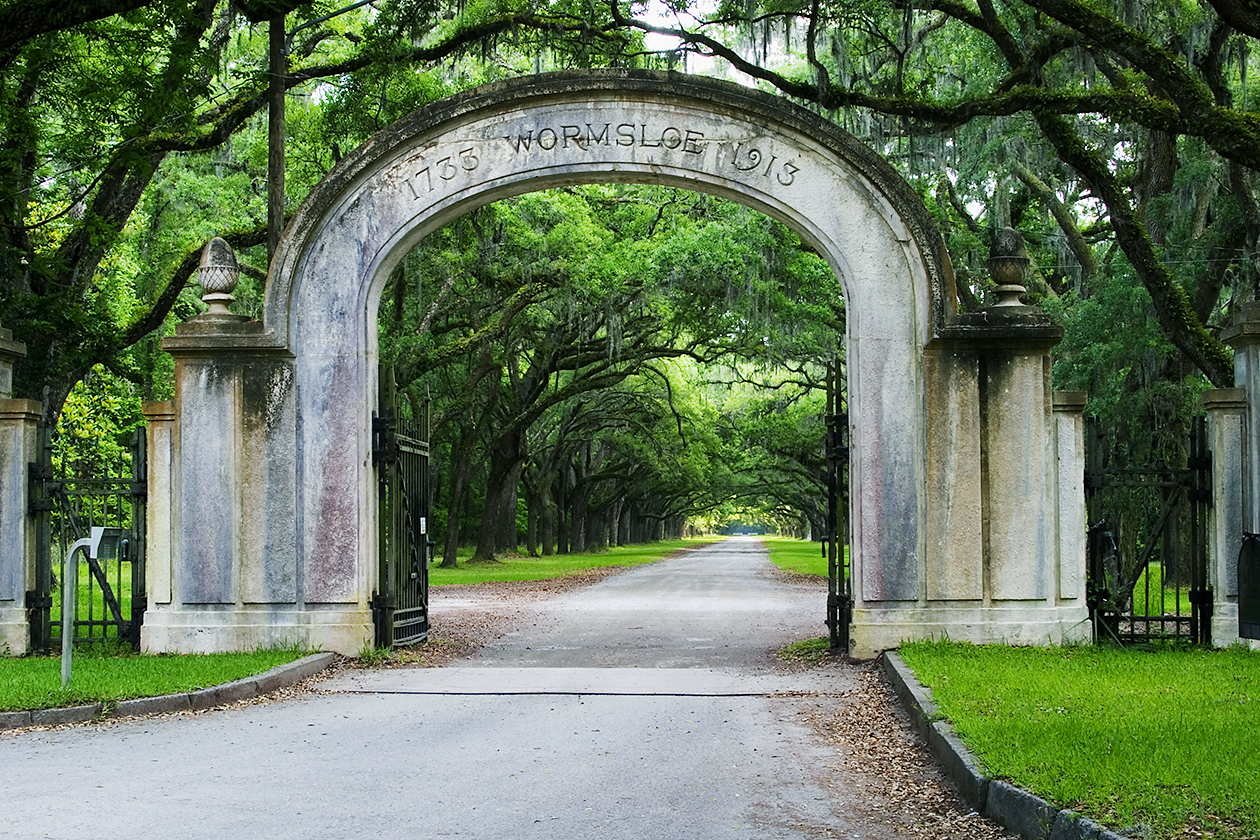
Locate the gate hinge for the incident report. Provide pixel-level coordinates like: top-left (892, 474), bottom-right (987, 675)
top-left (25, 590), bottom-right (52, 610)
top-left (1188, 588), bottom-right (1214, 606)
top-left (27, 462), bottom-right (54, 482)
top-left (1187, 488), bottom-right (1212, 504)
top-left (372, 415), bottom-right (398, 466)
top-left (27, 498), bottom-right (55, 515)
top-left (130, 480), bottom-right (148, 498)
top-left (1084, 473), bottom-right (1104, 490)
top-left (1188, 454), bottom-right (1212, 471)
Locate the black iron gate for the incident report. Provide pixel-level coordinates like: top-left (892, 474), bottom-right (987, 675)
top-left (824, 359), bottom-right (851, 652)
top-left (1085, 416), bottom-right (1212, 644)
top-left (373, 368), bottom-right (431, 648)
top-left (26, 425), bottom-right (147, 651)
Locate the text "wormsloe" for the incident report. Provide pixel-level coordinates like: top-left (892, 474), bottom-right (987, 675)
top-left (505, 123), bottom-right (707, 154)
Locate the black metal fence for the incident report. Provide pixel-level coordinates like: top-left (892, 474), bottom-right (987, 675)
top-left (1085, 416), bottom-right (1211, 645)
top-left (27, 426), bottom-right (147, 651)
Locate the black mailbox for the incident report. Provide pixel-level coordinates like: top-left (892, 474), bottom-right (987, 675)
top-left (1240, 533), bottom-right (1260, 640)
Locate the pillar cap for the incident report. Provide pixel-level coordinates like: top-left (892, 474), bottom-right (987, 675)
top-left (1201, 387), bottom-right (1247, 410)
top-left (1052, 391), bottom-right (1088, 411)
top-left (1221, 302), bottom-right (1260, 347)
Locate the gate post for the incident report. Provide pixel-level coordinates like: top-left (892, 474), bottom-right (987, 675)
top-left (1219, 301), bottom-right (1260, 647)
top-left (0, 325), bottom-right (41, 655)
top-left (900, 230), bottom-right (1090, 649)
top-left (1200, 389), bottom-right (1247, 646)
top-left (141, 240), bottom-right (340, 653)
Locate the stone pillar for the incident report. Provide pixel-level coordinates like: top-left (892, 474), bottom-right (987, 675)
top-left (1052, 391), bottom-right (1088, 606)
top-left (1200, 389), bottom-right (1249, 647)
top-left (142, 401), bottom-right (176, 610)
top-left (0, 326), bottom-right (40, 655)
top-left (860, 229), bottom-right (1089, 652)
top-left (1222, 303), bottom-right (1260, 533)
top-left (142, 239), bottom-right (368, 655)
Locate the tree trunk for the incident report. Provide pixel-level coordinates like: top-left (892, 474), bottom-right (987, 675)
top-left (494, 461), bottom-right (521, 554)
top-left (539, 475), bottom-right (555, 556)
top-left (438, 423), bottom-right (477, 568)
top-left (469, 434), bottom-right (523, 564)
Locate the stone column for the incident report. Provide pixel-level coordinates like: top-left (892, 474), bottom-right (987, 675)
top-left (0, 326), bottom-right (40, 654)
top-left (142, 239), bottom-right (366, 655)
top-left (1201, 389), bottom-right (1250, 647)
top-left (1222, 303), bottom-right (1260, 533)
top-left (1052, 391), bottom-right (1088, 607)
top-left (906, 229), bottom-right (1089, 648)
top-left (142, 401), bottom-right (176, 610)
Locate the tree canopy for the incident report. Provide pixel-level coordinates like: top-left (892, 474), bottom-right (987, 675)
top-left (3, 0), bottom-right (1256, 541)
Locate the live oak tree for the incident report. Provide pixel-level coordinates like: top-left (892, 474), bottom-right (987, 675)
top-left (0, 0), bottom-right (635, 425)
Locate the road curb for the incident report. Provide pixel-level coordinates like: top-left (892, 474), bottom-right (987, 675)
top-left (881, 652), bottom-right (1128, 840)
top-left (1, 652), bottom-right (336, 732)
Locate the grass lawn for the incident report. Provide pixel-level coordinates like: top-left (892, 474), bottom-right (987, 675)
top-left (0, 645), bottom-right (312, 713)
top-left (429, 538), bottom-right (717, 585)
top-left (899, 640), bottom-right (1259, 840)
top-left (762, 536), bottom-right (846, 577)
top-left (1130, 562), bottom-right (1194, 617)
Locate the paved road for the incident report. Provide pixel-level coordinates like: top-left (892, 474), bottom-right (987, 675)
top-left (0, 538), bottom-right (956, 840)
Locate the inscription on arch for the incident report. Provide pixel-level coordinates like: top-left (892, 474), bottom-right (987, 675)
top-left (395, 113), bottom-right (804, 203)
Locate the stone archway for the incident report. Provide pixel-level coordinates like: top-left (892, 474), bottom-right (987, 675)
top-left (142, 70), bottom-right (1090, 657)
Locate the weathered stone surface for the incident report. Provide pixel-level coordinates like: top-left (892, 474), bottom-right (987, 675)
top-left (0, 710), bottom-right (32, 730)
top-left (189, 676), bottom-right (259, 710)
top-left (1053, 392), bottom-right (1087, 601)
top-left (241, 359), bottom-right (298, 604)
top-left (1202, 389), bottom-right (1247, 646)
top-left (112, 693), bottom-right (192, 717)
top-left (1223, 304), bottom-right (1260, 535)
top-left (175, 362), bottom-right (238, 604)
top-left (1049, 810), bottom-right (1104, 840)
top-left (147, 70), bottom-right (1088, 656)
top-left (924, 347), bottom-right (982, 601)
top-left (0, 391), bottom-right (39, 656)
top-left (143, 402), bottom-right (176, 606)
top-left (985, 780), bottom-right (1059, 840)
top-left (985, 352), bottom-right (1051, 601)
top-left (31, 704), bottom-right (101, 726)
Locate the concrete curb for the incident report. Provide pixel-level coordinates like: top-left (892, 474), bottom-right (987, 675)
top-left (881, 652), bottom-right (1128, 840)
top-left (1, 652), bottom-right (336, 732)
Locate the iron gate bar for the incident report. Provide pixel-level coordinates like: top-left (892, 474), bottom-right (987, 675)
top-left (823, 357), bottom-right (851, 653)
top-left (26, 425), bottom-right (147, 651)
top-left (1084, 416), bottom-right (1211, 645)
top-left (374, 366), bottom-right (431, 649)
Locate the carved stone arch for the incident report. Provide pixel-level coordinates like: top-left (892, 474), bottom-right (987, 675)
top-left (143, 71), bottom-right (1089, 657)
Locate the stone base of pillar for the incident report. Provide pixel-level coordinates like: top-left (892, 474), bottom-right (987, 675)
top-left (141, 606), bottom-right (372, 656)
top-left (850, 603), bottom-right (1092, 659)
top-left (0, 604), bottom-right (27, 655)
top-left (1210, 603), bottom-right (1260, 651)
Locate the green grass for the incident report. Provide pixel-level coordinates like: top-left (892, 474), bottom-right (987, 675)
top-left (1130, 562), bottom-right (1194, 616)
top-left (762, 536), bottom-right (847, 577)
top-left (429, 538), bottom-right (715, 585)
top-left (899, 640), bottom-right (1260, 840)
top-left (0, 645), bottom-right (313, 712)
top-left (50, 556), bottom-right (138, 641)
